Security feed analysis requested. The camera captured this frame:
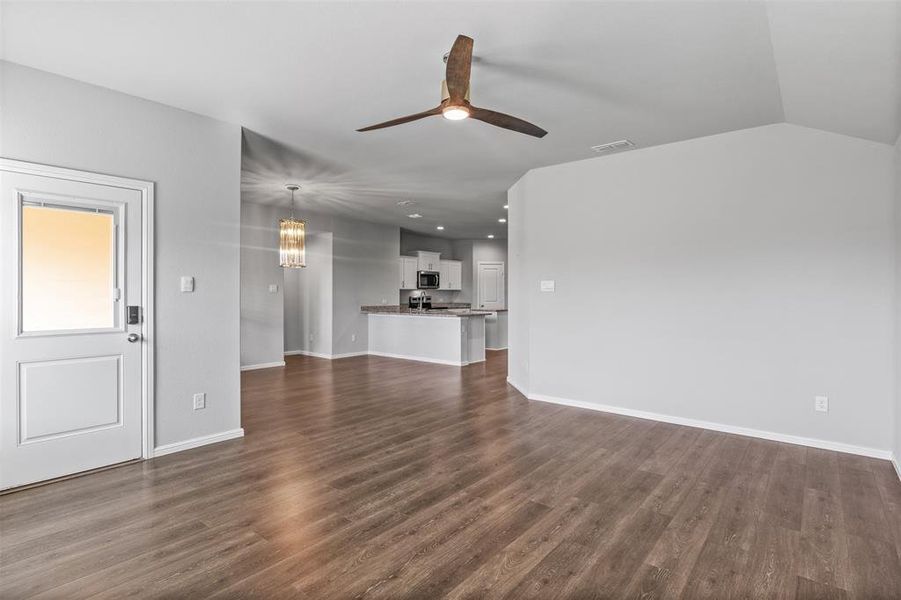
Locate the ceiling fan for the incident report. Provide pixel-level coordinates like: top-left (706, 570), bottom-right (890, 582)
top-left (357, 34), bottom-right (547, 138)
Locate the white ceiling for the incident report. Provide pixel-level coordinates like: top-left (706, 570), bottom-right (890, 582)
top-left (2, 1), bottom-right (899, 239)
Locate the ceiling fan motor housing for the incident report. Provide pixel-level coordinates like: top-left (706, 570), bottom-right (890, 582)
top-left (440, 79), bottom-right (470, 103)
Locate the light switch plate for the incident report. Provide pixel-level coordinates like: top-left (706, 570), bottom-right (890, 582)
top-left (815, 395), bottom-right (828, 413)
top-left (180, 276), bottom-right (195, 293)
top-left (540, 280), bottom-right (556, 292)
top-left (268, 284), bottom-right (279, 293)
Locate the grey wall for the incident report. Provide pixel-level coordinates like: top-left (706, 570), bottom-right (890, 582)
top-left (332, 218), bottom-right (399, 356)
top-left (284, 232), bottom-right (333, 356)
top-left (452, 239), bottom-right (474, 303)
top-left (508, 178), bottom-right (530, 390)
top-left (240, 203), bottom-right (397, 361)
top-left (895, 132), bottom-right (901, 465)
top-left (510, 123), bottom-right (895, 453)
top-left (240, 202), bottom-right (285, 367)
top-left (1, 62), bottom-right (243, 448)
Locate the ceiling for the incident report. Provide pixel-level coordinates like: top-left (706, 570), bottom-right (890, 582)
top-left (2, 1), bottom-right (899, 239)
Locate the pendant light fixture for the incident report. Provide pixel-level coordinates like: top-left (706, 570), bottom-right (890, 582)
top-left (279, 184), bottom-right (306, 268)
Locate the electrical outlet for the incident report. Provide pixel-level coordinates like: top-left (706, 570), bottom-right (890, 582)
top-left (815, 395), bottom-right (828, 413)
top-left (193, 393), bottom-right (206, 410)
top-left (351, 334), bottom-right (357, 343)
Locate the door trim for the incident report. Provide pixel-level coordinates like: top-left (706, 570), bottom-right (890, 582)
top-left (0, 158), bottom-right (156, 459)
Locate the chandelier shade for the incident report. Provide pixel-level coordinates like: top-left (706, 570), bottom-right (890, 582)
top-left (279, 217), bottom-right (305, 268)
top-left (279, 184), bottom-right (306, 268)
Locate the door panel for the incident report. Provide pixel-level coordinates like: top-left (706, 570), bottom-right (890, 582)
top-left (478, 262), bottom-right (505, 310)
top-left (19, 355), bottom-right (122, 443)
top-left (1, 170), bottom-right (143, 489)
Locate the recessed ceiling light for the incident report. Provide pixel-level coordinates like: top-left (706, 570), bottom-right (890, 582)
top-left (503, 205), bottom-right (509, 209)
top-left (397, 200), bottom-right (415, 206)
top-left (436, 225), bottom-right (445, 230)
top-left (407, 213), bottom-right (422, 219)
top-left (487, 234), bottom-right (495, 239)
top-left (498, 218), bottom-right (507, 223)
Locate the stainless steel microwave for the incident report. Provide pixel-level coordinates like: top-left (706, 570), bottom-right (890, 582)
top-left (417, 270), bottom-right (440, 289)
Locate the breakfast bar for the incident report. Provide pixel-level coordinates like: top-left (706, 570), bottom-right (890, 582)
top-left (361, 306), bottom-right (491, 366)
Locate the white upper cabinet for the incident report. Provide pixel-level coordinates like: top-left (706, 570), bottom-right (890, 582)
top-left (399, 256), bottom-right (417, 289)
top-left (417, 251), bottom-right (440, 272)
top-left (440, 259), bottom-right (462, 290)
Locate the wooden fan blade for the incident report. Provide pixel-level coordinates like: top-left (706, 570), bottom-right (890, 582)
top-left (445, 35), bottom-right (474, 102)
top-left (469, 106), bottom-right (548, 138)
top-left (356, 106), bottom-right (443, 132)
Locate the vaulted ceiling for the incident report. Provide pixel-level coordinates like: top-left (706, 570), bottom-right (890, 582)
top-left (2, 1), bottom-right (899, 238)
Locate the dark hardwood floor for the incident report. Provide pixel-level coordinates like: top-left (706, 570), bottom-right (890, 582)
top-left (2, 350), bottom-right (901, 599)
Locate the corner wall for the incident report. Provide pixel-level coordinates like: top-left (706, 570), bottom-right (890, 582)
top-left (894, 132), bottom-right (901, 471)
top-left (509, 123), bottom-right (895, 455)
top-left (2, 62), bottom-right (243, 448)
top-left (285, 232), bottom-right (333, 357)
top-left (240, 201), bottom-right (286, 368)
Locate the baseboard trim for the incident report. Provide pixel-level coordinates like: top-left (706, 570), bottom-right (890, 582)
top-left (894, 455), bottom-right (901, 482)
top-left (486, 346), bottom-right (508, 351)
top-left (153, 428), bottom-right (245, 457)
top-left (240, 361), bottom-right (285, 371)
top-left (528, 392), bottom-right (892, 461)
top-left (506, 376), bottom-right (529, 397)
top-left (285, 350), bottom-right (330, 359)
top-left (367, 351), bottom-right (470, 366)
top-left (285, 350), bottom-right (368, 360)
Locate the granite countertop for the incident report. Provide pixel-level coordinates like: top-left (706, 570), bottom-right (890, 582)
top-left (361, 306), bottom-right (494, 318)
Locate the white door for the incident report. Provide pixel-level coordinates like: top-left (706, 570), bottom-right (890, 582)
top-left (477, 262), bottom-right (505, 310)
top-left (1, 167), bottom-right (145, 490)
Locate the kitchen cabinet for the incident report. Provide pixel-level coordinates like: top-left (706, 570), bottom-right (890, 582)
top-left (439, 259), bottom-right (462, 290)
top-left (399, 256), bottom-right (418, 289)
top-left (417, 251), bottom-right (440, 272)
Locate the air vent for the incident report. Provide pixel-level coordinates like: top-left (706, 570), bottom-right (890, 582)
top-left (590, 139), bottom-right (635, 154)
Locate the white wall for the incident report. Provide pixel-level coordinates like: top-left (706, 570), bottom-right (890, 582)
top-left (240, 202), bottom-right (285, 367)
top-left (510, 123), bottom-right (895, 454)
top-left (1, 62), bottom-right (243, 448)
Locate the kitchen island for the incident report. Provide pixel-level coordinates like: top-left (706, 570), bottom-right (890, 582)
top-left (361, 306), bottom-right (492, 366)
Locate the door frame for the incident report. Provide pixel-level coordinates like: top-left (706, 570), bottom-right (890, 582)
top-left (0, 158), bottom-right (156, 459)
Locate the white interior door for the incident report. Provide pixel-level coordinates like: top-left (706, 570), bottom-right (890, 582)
top-left (477, 261), bottom-right (505, 310)
top-left (1, 168), bottom-right (144, 490)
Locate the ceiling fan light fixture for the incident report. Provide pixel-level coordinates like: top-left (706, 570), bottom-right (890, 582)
top-left (442, 105), bottom-right (470, 121)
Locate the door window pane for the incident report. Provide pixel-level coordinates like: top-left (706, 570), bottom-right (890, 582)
top-left (21, 204), bottom-right (116, 332)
